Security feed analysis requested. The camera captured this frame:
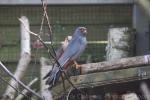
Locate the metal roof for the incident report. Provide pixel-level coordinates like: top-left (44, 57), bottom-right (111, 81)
top-left (0, 0), bottom-right (134, 5)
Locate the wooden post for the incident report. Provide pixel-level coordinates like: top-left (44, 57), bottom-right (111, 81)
top-left (104, 27), bottom-right (135, 100)
top-left (2, 16), bottom-right (31, 99)
top-left (106, 27), bottom-right (135, 61)
top-left (81, 55), bottom-right (150, 74)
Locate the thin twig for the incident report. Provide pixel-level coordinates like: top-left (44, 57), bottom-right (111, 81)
top-left (40, 1), bottom-right (55, 63)
top-left (41, 0), bottom-right (78, 90)
top-left (66, 88), bottom-right (73, 100)
top-left (39, 10), bottom-right (46, 35)
top-left (41, 0), bottom-right (53, 41)
top-left (40, 0), bottom-right (85, 95)
top-left (19, 1), bottom-right (85, 96)
top-left (41, 0), bottom-right (57, 58)
top-left (61, 74), bottom-right (66, 92)
top-left (18, 18), bottom-right (39, 37)
top-left (19, 18), bottom-right (55, 60)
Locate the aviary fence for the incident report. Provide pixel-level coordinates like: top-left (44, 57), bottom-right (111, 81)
top-left (0, 4), bottom-right (132, 95)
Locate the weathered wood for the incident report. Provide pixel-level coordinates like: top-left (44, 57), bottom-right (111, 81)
top-left (135, 0), bottom-right (150, 19)
top-left (2, 16), bottom-right (31, 100)
top-left (81, 55), bottom-right (150, 74)
top-left (140, 82), bottom-right (150, 100)
top-left (15, 78), bottom-right (38, 100)
top-left (51, 66), bottom-right (150, 99)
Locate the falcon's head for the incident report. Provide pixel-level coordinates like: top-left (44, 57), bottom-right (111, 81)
top-left (74, 27), bottom-right (87, 37)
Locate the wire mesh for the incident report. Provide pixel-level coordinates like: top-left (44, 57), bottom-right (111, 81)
top-left (0, 4), bottom-right (132, 97)
top-left (0, 5), bottom-right (132, 62)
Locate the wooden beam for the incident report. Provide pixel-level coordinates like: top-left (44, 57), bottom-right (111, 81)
top-left (81, 55), bottom-right (150, 74)
top-left (51, 66), bottom-right (150, 99)
top-left (51, 55), bottom-right (150, 99)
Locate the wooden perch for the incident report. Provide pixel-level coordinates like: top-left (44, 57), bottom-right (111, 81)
top-left (51, 54), bottom-right (150, 99)
top-left (2, 16), bottom-right (31, 99)
top-left (81, 55), bottom-right (150, 74)
top-left (52, 65), bottom-right (150, 99)
top-left (15, 78), bottom-right (38, 100)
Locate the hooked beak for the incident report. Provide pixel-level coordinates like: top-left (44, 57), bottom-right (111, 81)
top-left (83, 29), bottom-right (87, 34)
top-left (81, 28), bottom-right (87, 35)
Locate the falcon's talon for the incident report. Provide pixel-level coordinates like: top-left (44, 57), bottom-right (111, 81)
top-left (73, 60), bottom-right (82, 69)
top-left (75, 64), bottom-right (82, 69)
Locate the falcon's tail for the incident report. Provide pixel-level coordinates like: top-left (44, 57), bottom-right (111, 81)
top-left (43, 57), bottom-right (69, 87)
top-left (46, 71), bottom-right (61, 86)
top-left (43, 67), bottom-right (61, 87)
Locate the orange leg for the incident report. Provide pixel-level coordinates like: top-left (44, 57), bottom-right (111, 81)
top-left (73, 61), bottom-right (82, 69)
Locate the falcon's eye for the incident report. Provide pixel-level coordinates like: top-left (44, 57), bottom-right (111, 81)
top-left (79, 27), bottom-right (87, 34)
top-left (79, 28), bottom-right (83, 31)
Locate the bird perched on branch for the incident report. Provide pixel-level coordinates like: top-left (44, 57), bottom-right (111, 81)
top-left (43, 27), bottom-right (87, 87)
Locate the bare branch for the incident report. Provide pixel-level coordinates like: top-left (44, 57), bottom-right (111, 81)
top-left (0, 61), bottom-right (43, 99)
top-left (3, 16), bottom-right (32, 100)
top-left (41, 0), bottom-right (53, 37)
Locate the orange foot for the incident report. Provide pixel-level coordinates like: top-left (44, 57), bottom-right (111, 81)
top-left (74, 61), bottom-right (82, 69)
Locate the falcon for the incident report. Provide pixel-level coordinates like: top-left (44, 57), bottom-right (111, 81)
top-left (44, 27), bottom-right (87, 87)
